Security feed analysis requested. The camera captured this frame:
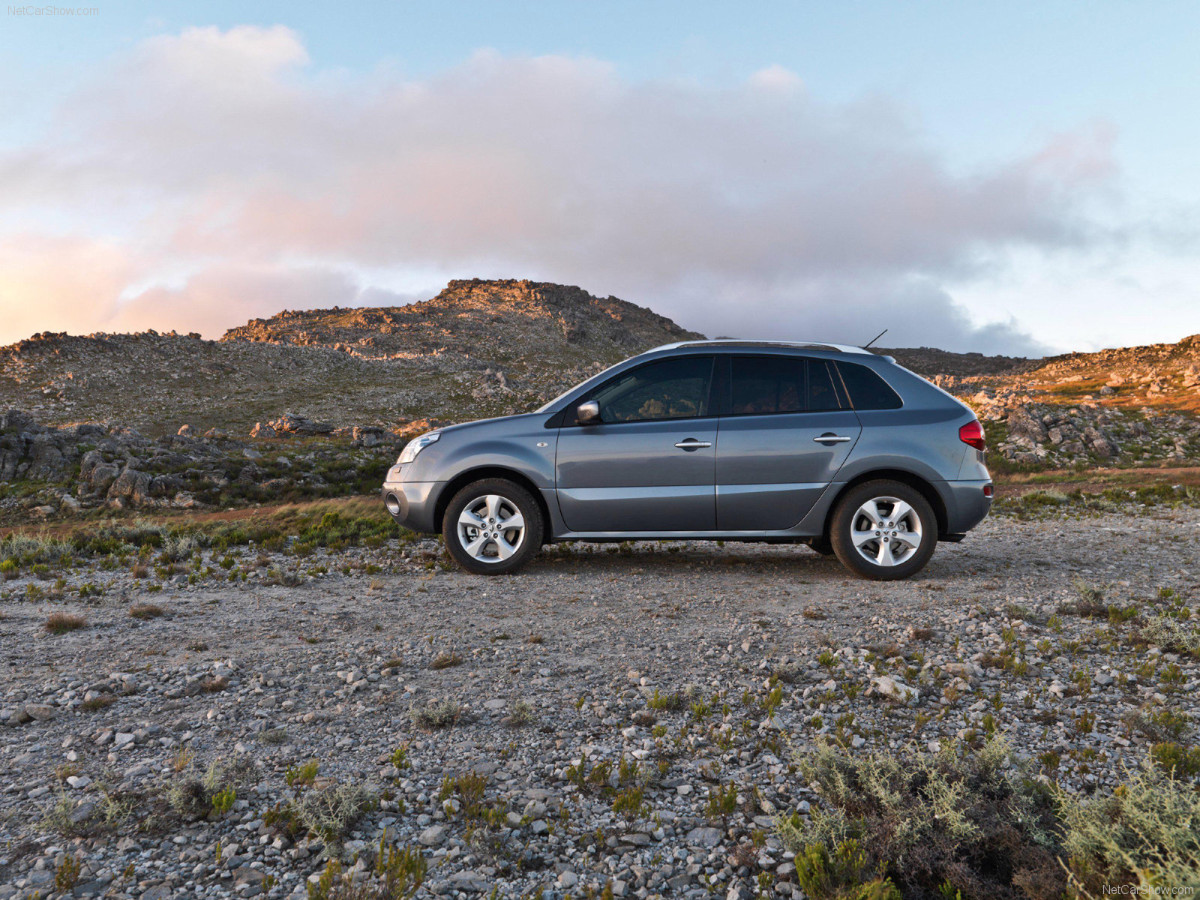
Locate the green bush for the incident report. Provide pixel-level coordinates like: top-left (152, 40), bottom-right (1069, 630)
top-left (778, 738), bottom-right (1062, 899)
top-left (166, 757), bottom-right (256, 821)
top-left (794, 840), bottom-right (900, 900)
top-left (1141, 614), bottom-right (1200, 657)
top-left (291, 783), bottom-right (375, 848)
top-left (1148, 742), bottom-right (1200, 779)
top-left (1058, 763), bottom-right (1200, 895)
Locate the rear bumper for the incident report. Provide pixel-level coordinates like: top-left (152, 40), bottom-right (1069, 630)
top-left (381, 479), bottom-right (441, 533)
top-left (938, 478), bottom-right (993, 535)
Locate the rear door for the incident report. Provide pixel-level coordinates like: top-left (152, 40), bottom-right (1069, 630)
top-left (715, 355), bottom-right (861, 530)
top-left (555, 355), bottom-right (717, 532)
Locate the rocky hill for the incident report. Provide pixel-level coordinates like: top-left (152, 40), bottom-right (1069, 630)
top-left (2, 278), bottom-right (1199, 489)
top-left (0, 280), bottom-right (701, 437)
top-left (224, 278), bottom-right (700, 363)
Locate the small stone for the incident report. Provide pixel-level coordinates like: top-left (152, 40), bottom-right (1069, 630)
top-left (686, 826), bottom-right (722, 848)
top-left (23, 704), bottom-right (56, 721)
top-left (418, 825), bottom-right (445, 846)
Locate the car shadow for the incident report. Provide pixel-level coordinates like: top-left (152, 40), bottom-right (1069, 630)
top-left (516, 541), bottom-right (980, 580)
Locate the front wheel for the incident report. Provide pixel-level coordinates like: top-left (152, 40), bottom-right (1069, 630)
top-left (830, 480), bottom-right (937, 581)
top-left (442, 478), bottom-right (544, 575)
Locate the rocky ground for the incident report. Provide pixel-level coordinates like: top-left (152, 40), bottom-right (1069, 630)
top-left (0, 410), bottom-right (395, 521)
top-left (1, 506), bottom-right (1198, 899)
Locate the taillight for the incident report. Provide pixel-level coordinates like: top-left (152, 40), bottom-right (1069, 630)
top-left (983, 484), bottom-right (994, 498)
top-left (959, 420), bottom-right (986, 451)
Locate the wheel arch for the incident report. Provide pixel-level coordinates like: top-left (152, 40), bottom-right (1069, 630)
top-left (434, 466), bottom-right (553, 540)
top-left (823, 469), bottom-right (949, 539)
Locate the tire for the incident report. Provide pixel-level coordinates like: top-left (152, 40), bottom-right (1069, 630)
top-left (830, 480), bottom-right (937, 581)
top-left (442, 478), bottom-right (543, 575)
top-left (807, 536), bottom-right (835, 557)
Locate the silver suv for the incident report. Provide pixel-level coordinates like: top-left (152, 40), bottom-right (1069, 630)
top-left (382, 341), bottom-right (992, 580)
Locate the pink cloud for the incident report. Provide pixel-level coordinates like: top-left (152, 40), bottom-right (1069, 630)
top-left (0, 25), bottom-right (1122, 352)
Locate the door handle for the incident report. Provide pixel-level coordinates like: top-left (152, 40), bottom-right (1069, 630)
top-left (674, 439), bottom-right (712, 450)
top-left (814, 433), bottom-right (851, 444)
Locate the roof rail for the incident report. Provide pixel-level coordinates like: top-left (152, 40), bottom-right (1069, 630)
top-left (649, 339), bottom-right (871, 355)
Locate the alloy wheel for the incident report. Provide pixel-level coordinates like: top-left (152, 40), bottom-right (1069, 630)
top-left (849, 496), bottom-right (923, 567)
top-left (456, 494), bottom-right (526, 563)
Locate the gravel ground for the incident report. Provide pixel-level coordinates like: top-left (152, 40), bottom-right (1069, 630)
top-left (1, 507), bottom-right (1199, 899)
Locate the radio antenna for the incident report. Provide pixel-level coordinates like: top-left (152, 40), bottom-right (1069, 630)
top-left (863, 328), bottom-right (888, 350)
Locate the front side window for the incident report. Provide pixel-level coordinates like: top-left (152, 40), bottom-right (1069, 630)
top-left (589, 356), bottom-right (713, 423)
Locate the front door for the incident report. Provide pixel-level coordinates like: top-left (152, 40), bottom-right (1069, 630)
top-left (556, 356), bottom-right (717, 533)
top-left (716, 355), bottom-right (861, 530)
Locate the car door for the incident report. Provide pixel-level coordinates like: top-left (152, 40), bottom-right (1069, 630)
top-left (715, 355), bottom-right (861, 530)
top-left (555, 355), bottom-right (717, 533)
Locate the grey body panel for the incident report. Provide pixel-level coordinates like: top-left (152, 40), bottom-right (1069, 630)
top-left (555, 418), bottom-right (717, 531)
top-left (381, 341), bottom-right (993, 543)
top-left (714, 410), bottom-right (860, 530)
top-left (381, 412), bottom-right (556, 533)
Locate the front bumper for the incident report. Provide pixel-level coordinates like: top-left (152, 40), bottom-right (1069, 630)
top-left (939, 478), bottom-right (994, 535)
top-left (381, 476), bottom-right (441, 534)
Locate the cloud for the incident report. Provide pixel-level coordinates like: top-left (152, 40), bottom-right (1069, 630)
top-left (0, 25), bottom-right (1119, 352)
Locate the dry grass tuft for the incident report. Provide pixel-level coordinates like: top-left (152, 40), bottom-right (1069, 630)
top-left (44, 612), bottom-right (86, 635)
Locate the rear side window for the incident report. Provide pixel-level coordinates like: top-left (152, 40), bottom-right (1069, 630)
top-left (728, 356), bottom-right (844, 414)
top-left (837, 361), bottom-right (903, 410)
top-left (807, 360), bottom-right (841, 411)
top-left (730, 357), bottom-right (805, 414)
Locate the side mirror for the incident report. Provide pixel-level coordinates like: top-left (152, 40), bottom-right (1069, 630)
top-left (576, 400), bottom-right (600, 425)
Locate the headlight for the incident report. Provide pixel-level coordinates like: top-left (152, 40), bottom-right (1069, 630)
top-left (397, 432), bottom-right (440, 465)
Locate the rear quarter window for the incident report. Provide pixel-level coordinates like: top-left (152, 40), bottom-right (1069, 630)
top-left (837, 361), bottom-right (903, 410)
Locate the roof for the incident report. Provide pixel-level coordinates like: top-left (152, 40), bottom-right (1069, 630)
top-left (649, 339), bottom-right (872, 355)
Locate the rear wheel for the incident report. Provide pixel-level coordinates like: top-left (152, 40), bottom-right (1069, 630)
top-left (442, 478), bottom-right (543, 575)
top-left (830, 480), bottom-right (937, 581)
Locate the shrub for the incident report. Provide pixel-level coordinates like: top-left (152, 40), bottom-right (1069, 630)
top-left (54, 855), bottom-right (81, 892)
top-left (128, 603), bottom-right (164, 620)
top-left (429, 651), bottom-right (462, 670)
top-left (504, 699), bottom-right (536, 727)
top-left (291, 783), bottom-right (375, 848)
top-left (794, 840), bottom-right (900, 900)
top-left (306, 834), bottom-right (426, 900)
top-left (166, 757), bottom-right (255, 821)
top-left (612, 785), bottom-right (649, 822)
top-left (646, 688), bottom-right (686, 711)
top-left (44, 612), bottom-right (86, 634)
top-left (1058, 763), bottom-right (1200, 894)
top-left (778, 738), bottom-right (1062, 899)
top-left (286, 760), bottom-right (320, 788)
top-left (1149, 742), bottom-right (1200, 779)
top-left (1141, 615), bottom-right (1200, 657)
top-left (706, 782), bottom-right (739, 823)
top-left (439, 772), bottom-right (487, 820)
top-left (410, 699), bottom-right (461, 730)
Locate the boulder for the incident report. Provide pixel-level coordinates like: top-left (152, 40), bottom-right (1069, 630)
top-left (872, 676), bottom-right (919, 704)
top-left (107, 468), bottom-right (152, 505)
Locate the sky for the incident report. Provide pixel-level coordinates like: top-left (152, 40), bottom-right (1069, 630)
top-left (1, 1), bottom-right (1198, 356)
